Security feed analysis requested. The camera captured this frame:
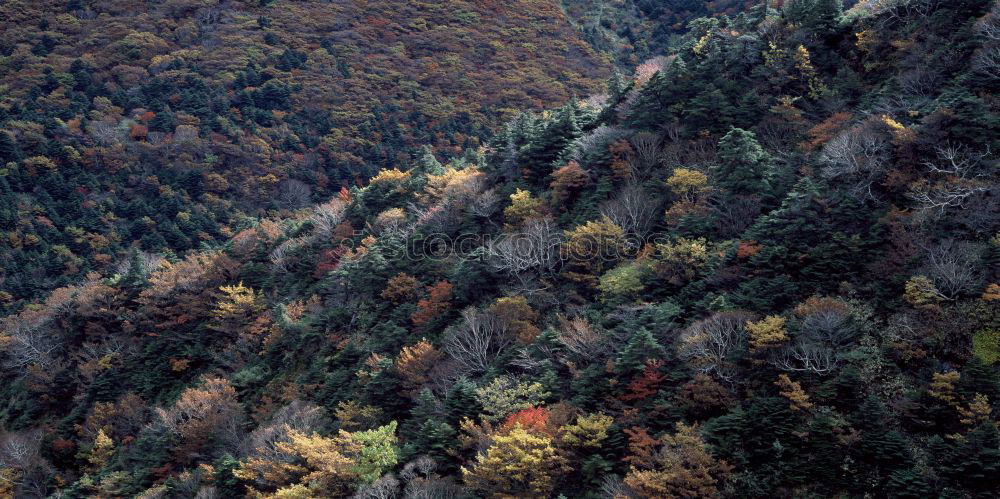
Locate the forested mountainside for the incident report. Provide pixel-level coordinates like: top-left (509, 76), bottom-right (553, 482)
top-left (561, 0), bottom-right (763, 65)
top-left (0, 0), bottom-right (613, 313)
top-left (2, 0), bottom-right (1000, 497)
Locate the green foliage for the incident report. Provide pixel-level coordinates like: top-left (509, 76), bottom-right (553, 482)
top-left (715, 127), bottom-right (773, 198)
top-left (972, 329), bottom-right (1000, 365)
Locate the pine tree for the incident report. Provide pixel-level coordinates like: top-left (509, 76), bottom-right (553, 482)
top-left (853, 397), bottom-right (912, 473)
top-left (413, 145), bottom-right (444, 176)
top-left (811, 0), bottom-right (843, 35)
top-left (521, 100), bottom-right (581, 183)
top-left (715, 127), bottom-right (773, 197)
top-left (444, 378), bottom-right (481, 425)
top-left (616, 328), bottom-right (665, 376)
top-left (0, 131), bottom-right (15, 164)
top-left (885, 467), bottom-right (932, 499)
top-left (607, 69), bottom-right (629, 103)
top-left (121, 246), bottom-right (147, 290)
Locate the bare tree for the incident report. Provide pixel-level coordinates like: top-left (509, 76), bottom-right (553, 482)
top-left (979, 3), bottom-right (1000, 39)
top-left (556, 315), bottom-right (606, 362)
top-left (87, 119), bottom-right (124, 146)
top-left (278, 179), bottom-right (312, 210)
top-left (565, 126), bottom-right (632, 163)
top-left (771, 342), bottom-right (837, 376)
top-left (629, 131), bottom-right (662, 178)
top-left (354, 474), bottom-right (401, 499)
top-left (466, 175), bottom-right (501, 219)
top-left (398, 457), bottom-right (435, 484)
top-left (0, 429), bottom-right (51, 498)
top-left (867, 0), bottom-right (942, 28)
top-left (239, 400), bottom-right (328, 457)
top-left (800, 309), bottom-right (856, 348)
top-left (923, 240), bottom-right (984, 299)
top-left (155, 376), bottom-right (245, 458)
top-left (819, 123), bottom-right (891, 200)
top-left (403, 477), bottom-right (466, 499)
top-left (660, 135), bottom-right (717, 172)
top-left (600, 183), bottom-right (661, 239)
top-left (269, 237), bottom-right (306, 274)
top-left (755, 118), bottom-right (800, 154)
top-left (897, 68), bottom-right (943, 100)
top-left (908, 143), bottom-right (992, 217)
top-left (443, 308), bottom-right (516, 375)
top-left (677, 311), bottom-right (754, 385)
top-left (310, 198), bottom-right (348, 242)
top-left (1, 315), bottom-right (61, 371)
top-left (487, 217), bottom-right (562, 285)
top-left (400, 456), bottom-right (466, 499)
top-left (115, 250), bottom-right (165, 280)
top-left (600, 475), bottom-right (638, 499)
top-left (194, 487), bottom-right (219, 499)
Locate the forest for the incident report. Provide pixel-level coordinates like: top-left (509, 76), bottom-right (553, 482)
top-left (1, 0), bottom-right (1000, 497)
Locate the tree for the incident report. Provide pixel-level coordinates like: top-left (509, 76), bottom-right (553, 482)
top-left (443, 307), bottom-right (516, 374)
top-left (599, 183), bottom-right (661, 238)
top-left (559, 412), bottom-right (614, 450)
top-left (522, 101), bottom-right (582, 181)
top-left (411, 280), bottom-right (454, 327)
top-left (819, 121), bottom-right (890, 200)
top-left (350, 422), bottom-right (401, 484)
top-left (678, 311), bottom-right (754, 385)
top-left (623, 423), bottom-right (732, 498)
top-left (413, 145), bottom-right (444, 176)
top-left (487, 217), bottom-right (562, 286)
top-left (747, 315), bottom-right (789, 352)
top-left (675, 373), bottom-right (736, 420)
top-left (550, 161), bottom-right (589, 205)
top-left (211, 281), bottom-right (263, 336)
top-left (561, 217), bottom-right (627, 282)
top-left (652, 237), bottom-right (711, 286)
top-left (238, 422), bottom-right (399, 496)
top-left (616, 328), bottom-right (666, 376)
top-left (504, 189), bottom-right (544, 225)
top-left (474, 376), bottom-right (550, 423)
top-left (462, 425), bottom-right (569, 497)
top-left (904, 275), bottom-right (945, 309)
top-left (156, 376), bottom-right (244, 462)
top-left (86, 430), bottom-right (115, 471)
top-left (380, 273), bottom-right (420, 303)
top-left (0, 131), bottom-right (15, 164)
top-left (395, 339), bottom-right (443, 397)
top-left (598, 262), bottom-right (647, 303)
top-left (666, 167), bottom-right (711, 205)
top-left (488, 296), bottom-right (540, 344)
top-left (774, 374), bottom-right (814, 412)
top-left (715, 127), bottom-right (773, 197)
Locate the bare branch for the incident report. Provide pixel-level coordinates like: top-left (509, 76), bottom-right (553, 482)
top-left (487, 217), bottom-right (562, 284)
top-left (819, 123), bottom-right (890, 200)
top-left (443, 308), bottom-right (516, 375)
top-left (599, 183), bottom-right (661, 239)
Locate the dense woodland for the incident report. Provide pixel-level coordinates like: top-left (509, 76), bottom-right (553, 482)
top-left (2, 0), bottom-right (1000, 497)
top-left (0, 0), bottom-right (613, 312)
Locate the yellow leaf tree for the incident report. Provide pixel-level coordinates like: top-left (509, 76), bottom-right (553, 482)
top-left (462, 425), bottom-right (570, 498)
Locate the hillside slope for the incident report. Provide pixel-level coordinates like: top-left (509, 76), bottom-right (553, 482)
top-left (0, 0), bottom-right (611, 313)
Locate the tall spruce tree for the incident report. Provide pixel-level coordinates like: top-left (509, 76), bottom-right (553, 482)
top-left (715, 127), bottom-right (773, 197)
